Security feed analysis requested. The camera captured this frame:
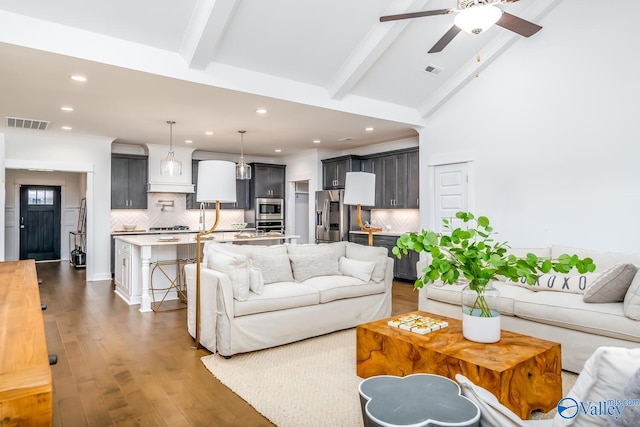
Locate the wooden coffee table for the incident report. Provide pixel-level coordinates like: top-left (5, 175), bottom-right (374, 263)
top-left (356, 311), bottom-right (562, 420)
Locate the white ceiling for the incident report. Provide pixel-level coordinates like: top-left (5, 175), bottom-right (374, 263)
top-left (0, 0), bottom-right (559, 157)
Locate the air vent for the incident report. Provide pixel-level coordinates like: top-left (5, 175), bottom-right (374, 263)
top-left (425, 65), bottom-right (443, 75)
top-left (337, 137), bottom-right (355, 142)
top-left (5, 117), bottom-right (50, 130)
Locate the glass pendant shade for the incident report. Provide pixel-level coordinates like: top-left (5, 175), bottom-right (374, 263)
top-left (161, 120), bottom-right (182, 176)
top-left (235, 130), bottom-right (252, 180)
top-left (454, 5), bottom-right (502, 34)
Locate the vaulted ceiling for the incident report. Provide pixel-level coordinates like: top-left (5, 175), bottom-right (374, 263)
top-left (0, 0), bottom-right (559, 157)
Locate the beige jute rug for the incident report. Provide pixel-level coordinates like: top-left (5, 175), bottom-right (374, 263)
top-left (201, 329), bottom-right (577, 426)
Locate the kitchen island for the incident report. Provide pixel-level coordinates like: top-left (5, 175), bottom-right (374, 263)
top-left (113, 232), bottom-right (299, 312)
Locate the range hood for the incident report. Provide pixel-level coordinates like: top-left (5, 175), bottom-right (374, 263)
top-left (146, 144), bottom-right (195, 193)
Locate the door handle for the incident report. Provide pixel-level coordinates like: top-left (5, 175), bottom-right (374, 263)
top-left (323, 199), bottom-right (329, 232)
top-left (20, 216), bottom-right (25, 229)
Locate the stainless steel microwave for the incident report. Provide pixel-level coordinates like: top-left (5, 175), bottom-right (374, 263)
top-left (256, 198), bottom-right (283, 220)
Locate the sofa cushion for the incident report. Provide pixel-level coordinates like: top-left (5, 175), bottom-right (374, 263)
top-left (207, 249), bottom-right (250, 301)
top-left (339, 256), bottom-right (375, 282)
top-left (248, 265), bottom-right (264, 295)
top-left (345, 242), bottom-right (388, 283)
top-left (623, 270), bottom-right (640, 320)
top-left (302, 275), bottom-right (386, 303)
top-left (286, 241), bottom-right (346, 261)
top-left (583, 263), bottom-right (637, 303)
top-left (426, 281), bottom-right (534, 316)
top-left (513, 291), bottom-right (640, 342)
top-left (249, 253), bottom-right (294, 284)
top-left (234, 282), bottom-right (319, 317)
top-left (553, 346), bottom-right (640, 427)
top-left (511, 273), bottom-right (597, 295)
top-left (551, 245), bottom-right (640, 272)
top-left (207, 241), bottom-right (287, 258)
top-left (288, 252), bottom-right (340, 281)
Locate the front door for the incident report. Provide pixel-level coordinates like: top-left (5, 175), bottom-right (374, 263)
top-left (19, 185), bottom-right (61, 261)
top-left (433, 163), bottom-right (469, 232)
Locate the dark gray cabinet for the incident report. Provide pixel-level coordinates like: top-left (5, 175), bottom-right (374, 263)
top-left (322, 155), bottom-right (363, 190)
top-left (381, 154), bottom-right (408, 208)
top-left (251, 163), bottom-right (286, 199)
top-left (406, 149), bottom-right (420, 209)
top-left (111, 155), bottom-right (148, 209)
top-left (365, 148), bottom-right (419, 209)
top-left (348, 233), bottom-right (418, 281)
top-left (187, 160), bottom-right (250, 210)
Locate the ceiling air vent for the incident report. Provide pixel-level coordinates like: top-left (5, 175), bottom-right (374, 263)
top-left (425, 65), bottom-right (443, 75)
top-left (5, 116), bottom-right (50, 130)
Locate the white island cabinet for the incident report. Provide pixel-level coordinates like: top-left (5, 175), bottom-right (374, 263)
top-left (113, 232), bottom-right (299, 312)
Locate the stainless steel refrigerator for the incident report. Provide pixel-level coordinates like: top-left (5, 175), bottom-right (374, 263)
top-left (315, 190), bottom-right (349, 243)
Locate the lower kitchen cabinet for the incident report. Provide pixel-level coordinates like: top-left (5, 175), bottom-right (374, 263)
top-left (114, 239), bottom-right (132, 298)
top-left (348, 233), bottom-right (418, 281)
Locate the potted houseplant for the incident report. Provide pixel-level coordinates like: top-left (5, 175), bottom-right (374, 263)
top-left (393, 212), bottom-right (596, 343)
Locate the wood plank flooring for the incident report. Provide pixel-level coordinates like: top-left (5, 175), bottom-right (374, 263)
top-left (35, 262), bottom-right (418, 426)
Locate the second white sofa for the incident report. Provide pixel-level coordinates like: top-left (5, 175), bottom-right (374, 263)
top-left (184, 241), bottom-right (393, 356)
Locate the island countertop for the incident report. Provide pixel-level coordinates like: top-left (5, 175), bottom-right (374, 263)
top-left (113, 232), bottom-right (300, 246)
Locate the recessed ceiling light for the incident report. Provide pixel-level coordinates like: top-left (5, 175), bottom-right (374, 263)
top-left (185, 140), bottom-right (193, 144)
top-left (313, 140), bottom-right (321, 144)
top-left (60, 106), bottom-right (74, 112)
top-left (205, 131), bottom-right (213, 136)
top-left (256, 108), bottom-right (268, 114)
top-left (70, 75), bottom-right (87, 82)
top-left (61, 126), bottom-right (72, 130)
top-left (275, 149), bottom-right (282, 153)
top-left (365, 127), bottom-right (374, 132)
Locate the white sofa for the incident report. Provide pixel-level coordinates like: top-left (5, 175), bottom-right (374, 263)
top-left (417, 245), bottom-right (640, 373)
top-left (184, 241), bottom-right (393, 356)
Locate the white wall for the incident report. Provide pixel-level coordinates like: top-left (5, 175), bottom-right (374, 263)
top-left (420, 0), bottom-right (640, 253)
top-left (4, 169), bottom-right (83, 261)
top-left (2, 128), bottom-right (113, 280)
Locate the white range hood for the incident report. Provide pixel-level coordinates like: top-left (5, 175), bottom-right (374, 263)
top-left (146, 144), bottom-right (195, 193)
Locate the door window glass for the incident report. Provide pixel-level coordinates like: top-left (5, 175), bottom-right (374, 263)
top-left (28, 189), bottom-right (54, 205)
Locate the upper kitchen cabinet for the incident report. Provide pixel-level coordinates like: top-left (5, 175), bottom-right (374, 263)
top-left (251, 163), bottom-right (286, 199)
top-left (187, 160), bottom-right (250, 210)
top-left (321, 155), bottom-right (364, 190)
top-left (366, 148), bottom-right (419, 209)
top-left (406, 149), bottom-right (420, 209)
top-left (111, 154), bottom-right (148, 209)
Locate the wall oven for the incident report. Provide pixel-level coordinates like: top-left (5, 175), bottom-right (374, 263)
top-left (256, 198), bottom-right (283, 220)
top-left (255, 219), bottom-right (284, 234)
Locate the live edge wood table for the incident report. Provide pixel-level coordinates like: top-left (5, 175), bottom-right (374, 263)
top-left (356, 311), bottom-right (562, 420)
top-left (0, 260), bottom-right (53, 425)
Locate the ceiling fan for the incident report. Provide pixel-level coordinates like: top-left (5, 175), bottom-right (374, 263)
top-left (380, 0), bottom-right (542, 53)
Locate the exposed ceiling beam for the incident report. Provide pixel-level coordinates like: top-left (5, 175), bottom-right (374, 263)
top-left (327, 0), bottom-right (430, 100)
top-left (418, 0), bottom-right (561, 118)
top-left (180, 0), bottom-right (240, 70)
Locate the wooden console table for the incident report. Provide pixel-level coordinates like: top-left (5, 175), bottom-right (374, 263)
top-left (356, 311), bottom-right (562, 420)
top-left (0, 260), bottom-right (53, 425)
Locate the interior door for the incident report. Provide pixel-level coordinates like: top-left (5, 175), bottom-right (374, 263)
top-left (433, 163), bottom-right (469, 233)
top-left (19, 185), bottom-right (61, 260)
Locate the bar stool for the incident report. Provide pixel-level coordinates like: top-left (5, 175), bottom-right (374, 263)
top-left (149, 259), bottom-right (188, 312)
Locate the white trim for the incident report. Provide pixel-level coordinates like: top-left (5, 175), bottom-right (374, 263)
top-left (426, 151), bottom-right (476, 166)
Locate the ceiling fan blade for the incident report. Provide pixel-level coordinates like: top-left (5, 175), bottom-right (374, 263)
top-left (380, 9), bottom-right (453, 23)
top-left (428, 25), bottom-right (462, 53)
top-left (495, 12), bottom-right (542, 37)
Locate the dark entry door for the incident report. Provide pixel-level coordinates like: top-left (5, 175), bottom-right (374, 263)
top-left (19, 185), bottom-right (61, 261)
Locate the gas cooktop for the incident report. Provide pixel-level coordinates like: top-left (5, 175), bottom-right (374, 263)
top-left (149, 225), bottom-right (190, 231)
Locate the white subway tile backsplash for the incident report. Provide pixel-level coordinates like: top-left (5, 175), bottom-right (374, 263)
top-left (370, 209), bottom-right (420, 234)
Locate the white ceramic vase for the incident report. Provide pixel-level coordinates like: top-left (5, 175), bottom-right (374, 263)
top-left (461, 281), bottom-right (501, 343)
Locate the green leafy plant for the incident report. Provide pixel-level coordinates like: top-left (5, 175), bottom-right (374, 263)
top-left (392, 212), bottom-right (596, 317)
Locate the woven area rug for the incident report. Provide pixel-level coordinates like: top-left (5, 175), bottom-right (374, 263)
top-left (201, 329), bottom-right (577, 426)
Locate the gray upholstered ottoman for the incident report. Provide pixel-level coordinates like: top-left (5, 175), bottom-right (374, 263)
top-left (359, 373), bottom-right (481, 427)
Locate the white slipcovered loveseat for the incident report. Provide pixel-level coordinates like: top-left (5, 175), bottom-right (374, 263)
top-left (184, 241), bottom-right (393, 356)
top-left (418, 245), bottom-right (640, 373)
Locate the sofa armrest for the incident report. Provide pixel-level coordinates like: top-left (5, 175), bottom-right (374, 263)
top-left (184, 263), bottom-right (232, 353)
top-left (384, 257), bottom-right (394, 291)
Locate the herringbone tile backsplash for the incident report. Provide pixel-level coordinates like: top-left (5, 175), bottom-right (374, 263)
top-left (110, 193), bottom-right (245, 231)
top-left (370, 209), bottom-right (420, 234)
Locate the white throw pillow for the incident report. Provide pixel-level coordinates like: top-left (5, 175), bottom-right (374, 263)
top-left (512, 273), bottom-right (597, 294)
top-left (583, 263), bottom-right (637, 303)
top-left (623, 271), bottom-right (640, 320)
top-left (286, 241), bottom-right (346, 261)
top-left (249, 253), bottom-right (294, 284)
top-left (345, 242), bottom-right (388, 282)
top-left (288, 252), bottom-right (340, 282)
top-left (339, 257), bottom-right (375, 283)
top-left (552, 347), bottom-right (640, 426)
top-left (207, 249), bottom-right (250, 301)
top-left (248, 265), bottom-right (264, 295)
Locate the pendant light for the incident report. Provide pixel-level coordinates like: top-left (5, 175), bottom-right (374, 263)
top-left (236, 130), bottom-right (251, 180)
top-left (160, 120), bottom-right (182, 176)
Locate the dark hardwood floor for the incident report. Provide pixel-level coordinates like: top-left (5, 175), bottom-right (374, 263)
top-left (36, 261), bottom-right (418, 426)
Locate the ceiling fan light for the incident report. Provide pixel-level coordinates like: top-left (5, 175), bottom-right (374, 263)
top-left (454, 5), bottom-right (502, 34)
